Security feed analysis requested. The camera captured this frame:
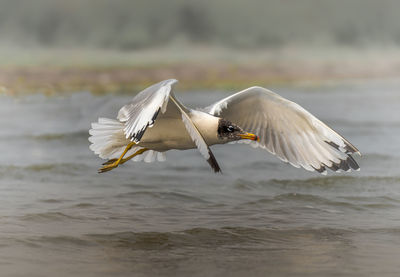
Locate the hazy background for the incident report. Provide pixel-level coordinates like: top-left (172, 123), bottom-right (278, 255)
top-left (1, 0), bottom-right (400, 94)
top-left (1, 0), bottom-right (400, 49)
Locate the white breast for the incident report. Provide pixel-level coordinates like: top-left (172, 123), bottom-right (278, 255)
top-left (138, 110), bottom-right (220, 151)
top-left (189, 110), bottom-right (220, 146)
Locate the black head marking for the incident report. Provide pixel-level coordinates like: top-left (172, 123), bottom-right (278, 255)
top-left (217, 119), bottom-right (244, 141)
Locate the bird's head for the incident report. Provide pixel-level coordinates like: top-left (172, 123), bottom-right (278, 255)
top-left (217, 119), bottom-right (259, 142)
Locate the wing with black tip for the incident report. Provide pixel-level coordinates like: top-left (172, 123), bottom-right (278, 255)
top-left (204, 86), bottom-right (360, 175)
top-left (117, 79), bottom-right (179, 143)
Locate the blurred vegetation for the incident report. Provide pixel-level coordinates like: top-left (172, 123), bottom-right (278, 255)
top-left (1, 0), bottom-right (400, 95)
top-left (1, 0), bottom-right (400, 49)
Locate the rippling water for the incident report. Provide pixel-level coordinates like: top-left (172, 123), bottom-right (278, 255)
top-left (1, 81), bottom-right (400, 276)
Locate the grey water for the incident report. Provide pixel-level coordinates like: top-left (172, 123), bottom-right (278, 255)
top-left (0, 81), bottom-right (399, 277)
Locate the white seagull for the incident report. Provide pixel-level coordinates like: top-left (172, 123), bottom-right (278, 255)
top-left (89, 79), bottom-right (360, 174)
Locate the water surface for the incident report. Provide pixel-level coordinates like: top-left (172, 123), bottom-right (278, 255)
top-left (0, 82), bottom-right (399, 276)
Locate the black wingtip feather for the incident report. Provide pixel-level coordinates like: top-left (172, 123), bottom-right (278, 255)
top-left (130, 108), bottom-right (161, 142)
top-left (344, 141), bottom-right (360, 155)
top-left (207, 150), bottom-right (222, 173)
top-left (133, 127), bottom-right (146, 142)
top-left (321, 155), bottom-right (360, 173)
top-left (151, 108), bottom-right (161, 123)
top-left (323, 140), bottom-right (360, 172)
top-left (346, 155), bottom-right (360, 170)
top-left (338, 159), bottom-right (350, 171)
top-left (313, 165), bottom-right (326, 174)
top-left (326, 162), bottom-right (340, 172)
top-left (325, 140), bottom-right (360, 155)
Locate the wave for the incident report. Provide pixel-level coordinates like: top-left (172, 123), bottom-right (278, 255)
top-left (230, 175), bottom-right (400, 194)
top-left (20, 212), bottom-right (83, 222)
top-left (72, 202), bottom-right (97, 208)
top-left (243, 193), bottom-right (399, 211)
top-left (12, 225), bottom-right (400, 251)
top-left (115, 191), bottom-right (210, 204)
top-left (33, 226), bottom-right (374, 250)
top-left (231, 175), bottom-right (400, 211)
top-left (0, 163), bottom-right (93, 176)
top-left (83, 226), bottom-right (359, 250)
top-left (7, 226), bottom-right (335, 250)
top-left (39, 198), bottom-right (70, 204)
top-left (15, 235), bottom-right (95, 248)
top-left (267, 175), bottom-right (400, 187)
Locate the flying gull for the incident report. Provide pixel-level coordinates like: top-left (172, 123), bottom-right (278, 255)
top-left (89, 79), bottom-right (360, 174)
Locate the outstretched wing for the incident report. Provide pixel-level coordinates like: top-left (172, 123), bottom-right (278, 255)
top-left (118, 79), bottom-right (178, 142)
top-left (204, 86), bottom-right (360, 174)
top-left (169, 96), bottom-right (221, 173)
top-left (117, 79), bottom-right (221, 172)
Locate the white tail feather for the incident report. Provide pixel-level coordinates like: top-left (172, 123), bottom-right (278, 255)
top-left (157, 152), bottom-right (166, 162)
top-left (89, 117), bottom-right (167, 163)
top-left (89, 117), bottom-right (129, 159)
top-left (129, 149), bottom-right (166, 163)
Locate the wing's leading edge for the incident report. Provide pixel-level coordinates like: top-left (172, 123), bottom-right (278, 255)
top-left (118, 79), bottom-right (178, 143)
top-left (204, 86), bottom-right (360, 174)
top-left (170, 96), bottom-right (221, 173)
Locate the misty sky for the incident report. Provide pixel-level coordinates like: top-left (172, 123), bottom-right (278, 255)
top-left (0, 0), bottom-right (399, 49)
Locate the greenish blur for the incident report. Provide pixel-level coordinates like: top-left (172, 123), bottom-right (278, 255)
top-left (0, 0), bottom-right (399, 50)
top-left (1, 0), bottom-right (399, 95)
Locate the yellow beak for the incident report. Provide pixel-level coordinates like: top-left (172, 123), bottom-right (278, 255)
top-left (239, 132), bottom-right (259, 141)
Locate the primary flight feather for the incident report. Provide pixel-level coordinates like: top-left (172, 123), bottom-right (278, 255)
top-left (89, 79), bottom-right (360, 174)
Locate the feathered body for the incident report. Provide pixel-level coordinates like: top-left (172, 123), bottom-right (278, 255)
top-left (138, 110), bottom-right (221, 151)
top-left (89, 79), bottom-right (360, 174)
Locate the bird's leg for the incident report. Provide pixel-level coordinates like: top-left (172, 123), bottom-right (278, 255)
top-left (102, 148), bottom-right (149, 166)
top-left (98, 142), bottom-right (136, 173)
top-left (120, 148), bottom-right (149, 164)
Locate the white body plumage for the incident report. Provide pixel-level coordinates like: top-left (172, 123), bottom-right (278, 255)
top-left (89, 79), bottom-right (360, 174)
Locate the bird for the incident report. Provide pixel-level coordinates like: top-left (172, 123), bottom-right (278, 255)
top-left (89, 79), bottom-right (360, 174)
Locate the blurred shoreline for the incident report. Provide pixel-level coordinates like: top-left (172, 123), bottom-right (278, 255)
top-left (1, 46), bottom-right (400, 95)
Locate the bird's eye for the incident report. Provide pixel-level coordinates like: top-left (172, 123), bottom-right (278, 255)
top-left (227, 126), bottom-right (234, 132)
